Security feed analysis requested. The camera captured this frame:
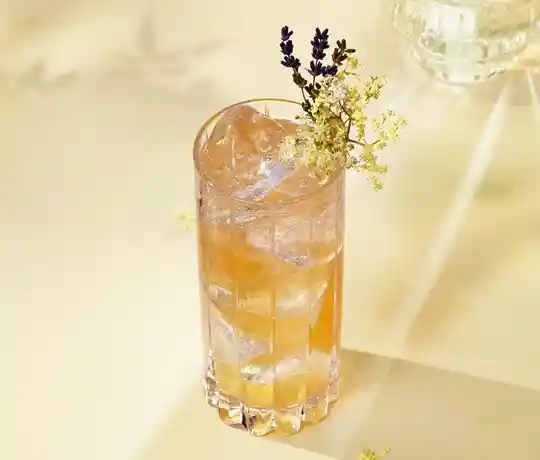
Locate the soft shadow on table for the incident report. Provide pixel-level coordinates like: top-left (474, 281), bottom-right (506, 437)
top-left (274, 351), bottom-right (540, 460)
top-left (136, 349), bottom-right (540, 460)
top-left (0, 5), bottom-right (231, 94)
top-left (101, 7), bottom-right (233, 91)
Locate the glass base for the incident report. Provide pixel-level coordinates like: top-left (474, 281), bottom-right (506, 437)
top-left (393, 0), bottom-right (535, 84)
top-left (409, 48), bottom-right (514, 84)
top-left (203, 361), bottom-right (339, 436)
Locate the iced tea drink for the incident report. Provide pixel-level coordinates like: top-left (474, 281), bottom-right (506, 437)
top-left (193, 99), bottom-right (345, 435)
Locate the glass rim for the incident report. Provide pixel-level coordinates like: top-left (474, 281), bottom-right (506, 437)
top-left (192, 98), bottom-right (345, 208)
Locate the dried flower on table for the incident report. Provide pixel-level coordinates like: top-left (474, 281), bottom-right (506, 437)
top-left (359, 447), bottom-right (391, 460)
top-left (177, 211), bottom-right (195, 231)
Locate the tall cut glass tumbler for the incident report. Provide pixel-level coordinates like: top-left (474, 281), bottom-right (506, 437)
top-left (193, 99), bottom-right (345, 436)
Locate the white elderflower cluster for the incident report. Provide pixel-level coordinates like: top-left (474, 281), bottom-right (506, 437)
top-left (281, 56), bottom-right (407, 190)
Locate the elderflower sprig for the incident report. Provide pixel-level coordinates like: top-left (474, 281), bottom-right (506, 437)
top-left (177, 211), bottom-right (195, 231)
top-left (279, 26), bottom-right (407, 190)
top-left (359, 447), bottom-right (391, 460)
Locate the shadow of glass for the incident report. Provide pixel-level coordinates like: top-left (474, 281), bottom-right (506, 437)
top-left (276, 351), bottom-right (540, 460)
top-left (136, 349), bottom-right (540, 460)
top-left (268, 350), bottom-right (396, 459)
top-left (340, 357), bottom-right (540, 460)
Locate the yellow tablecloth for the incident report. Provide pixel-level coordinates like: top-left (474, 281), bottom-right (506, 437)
top-left (2, 1), bottom-right (540, 459)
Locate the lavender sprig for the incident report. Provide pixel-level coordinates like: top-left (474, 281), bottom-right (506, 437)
top-left (308, 27), bottom-right (332, 79)
top-left (332, 39), bottom-right (356, 66)
top-left (279, 26), bottom-right (310, 110)
top-left (306, 28), bottom-right (337, 100)
top-left (279, 25), bottom-right (353, 114)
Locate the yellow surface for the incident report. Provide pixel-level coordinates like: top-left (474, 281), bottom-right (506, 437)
top-left (2, 1), bottom-right (540, 460)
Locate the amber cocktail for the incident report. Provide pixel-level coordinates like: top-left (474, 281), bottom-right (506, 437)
top-left (193, 99), bottom-right (345, 435)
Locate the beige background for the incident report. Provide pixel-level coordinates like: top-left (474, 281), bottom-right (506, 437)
top-left (2, 1), bottom-right (540, 460)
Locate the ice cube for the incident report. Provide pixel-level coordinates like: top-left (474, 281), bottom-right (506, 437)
top-left (236, 161), bottom-right (293, 201)
top-left (245, 211), bottom-right (341, 268)
top-left (208, 279), bottom-right (327, 320)
top-left (200, 105), bottom-right (294, 196)
top-left (200, 191), bottom-right (257, 225)
top-left (264, 165), bottom-right (322, 201)
top-left (240, 352), bottom-right (332, 384)
top-left (240, 357), bottom-right (306, 384)
top-left (198, 105), bottom-right (309, 227)
top-left (240, 162), bottom-right (342, 266)
top-left (209, 301), bottom-right (268, 364)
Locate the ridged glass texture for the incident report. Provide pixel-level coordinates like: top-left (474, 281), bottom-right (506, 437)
top-left (393, 0), bottom-right (537, 83)
top-left (193, 99), bottom-right (345, 435)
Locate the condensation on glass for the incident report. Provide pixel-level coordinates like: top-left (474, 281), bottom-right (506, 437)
top-left (193, 99), bottom-right (345, 435)
top-left (393, 0), bottom-right (537, 83)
